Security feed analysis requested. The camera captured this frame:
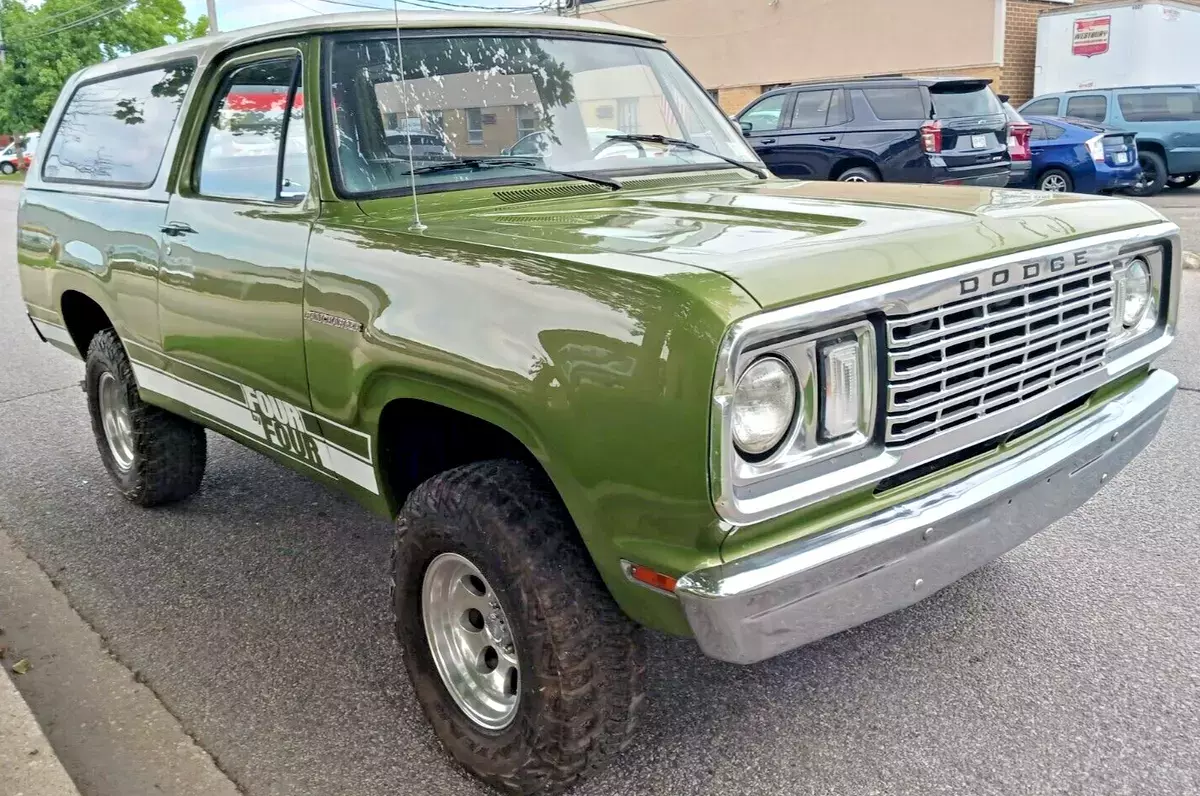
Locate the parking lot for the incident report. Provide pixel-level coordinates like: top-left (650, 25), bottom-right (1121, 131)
top-left (2, 183), bottom-right (1200, 796)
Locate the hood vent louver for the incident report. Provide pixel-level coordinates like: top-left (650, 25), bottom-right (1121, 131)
top-left (493, 170), bottom-right (739, 204)
top-left (494, 183), bottom-right (607, 203)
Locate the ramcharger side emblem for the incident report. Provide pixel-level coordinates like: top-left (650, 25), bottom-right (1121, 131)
top-left (305, 309), bottom-right (363, 333)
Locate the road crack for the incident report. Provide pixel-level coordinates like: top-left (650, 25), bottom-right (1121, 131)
top-left (0, 383), bottom-right (79, 406)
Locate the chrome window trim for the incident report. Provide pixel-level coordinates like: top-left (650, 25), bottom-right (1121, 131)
top-left (711, 221), bottom-right (1180, 526)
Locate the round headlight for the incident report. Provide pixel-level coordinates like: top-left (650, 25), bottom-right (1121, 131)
top-left (1122, 257), bottom-right (1151, 328)
top-left (731, 356), bottom-right (797, 457)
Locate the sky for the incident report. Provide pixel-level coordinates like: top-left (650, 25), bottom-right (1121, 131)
top-left (182, 0), bottom-right (547, 32)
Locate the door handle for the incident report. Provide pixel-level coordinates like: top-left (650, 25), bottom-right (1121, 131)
top-left (161, 221), bottom-right (196, 237)
top-left (819, 136), bottom-right (837, 142)
top-left (760, 138), bottom-right (777, 145)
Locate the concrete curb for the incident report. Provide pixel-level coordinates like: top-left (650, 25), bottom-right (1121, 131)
top-left (0, 664), bottom-right (82, 796)
top-left (1183, 251), bottom-right (1200, 270)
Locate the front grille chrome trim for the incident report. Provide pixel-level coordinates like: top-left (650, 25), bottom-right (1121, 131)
top-left (711, 221), bottom-right (1180, 527)
top-left (884, 258), bottom-right (1117, 444)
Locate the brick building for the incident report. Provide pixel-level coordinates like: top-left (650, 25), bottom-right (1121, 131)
top-left (578, 0), bottom-right (1195, 114)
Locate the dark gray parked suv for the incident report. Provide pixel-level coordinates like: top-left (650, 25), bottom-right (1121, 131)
top-left (735, 75), bottom-right (1012, 186)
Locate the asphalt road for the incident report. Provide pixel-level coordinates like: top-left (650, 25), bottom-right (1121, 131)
top-left (3, 184), bottom-right (1200, 796)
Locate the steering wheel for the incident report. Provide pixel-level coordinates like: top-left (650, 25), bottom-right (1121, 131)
top-left (591, 137), bottom-right (647, 159)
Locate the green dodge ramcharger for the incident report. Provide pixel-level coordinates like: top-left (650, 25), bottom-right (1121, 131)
top-left (16, 11), bottom-right (1180, 794)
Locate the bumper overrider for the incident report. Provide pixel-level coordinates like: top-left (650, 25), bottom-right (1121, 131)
top-left (678, 369), bottom-right (1176, 664)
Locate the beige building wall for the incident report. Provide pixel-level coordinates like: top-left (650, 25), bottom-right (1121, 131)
top-left (580, 0), bottom-right (1004, 113)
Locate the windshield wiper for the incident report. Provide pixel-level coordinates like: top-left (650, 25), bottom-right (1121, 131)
top-left (604, 134), bottom-right (768, 179)
top-left (405, 157), bottom-right (622, 191)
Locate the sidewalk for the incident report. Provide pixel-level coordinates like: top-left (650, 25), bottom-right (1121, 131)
top-left (0, 529), bottom-right (241, 796)
top-left (1, 665), bottom-right (81, 796)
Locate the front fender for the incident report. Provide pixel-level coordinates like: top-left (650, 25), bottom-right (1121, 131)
top-left (303, 218), bottom-right (760, 633)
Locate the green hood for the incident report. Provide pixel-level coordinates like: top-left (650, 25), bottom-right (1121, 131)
top-left (368, 176), bottom-right (1167, 309)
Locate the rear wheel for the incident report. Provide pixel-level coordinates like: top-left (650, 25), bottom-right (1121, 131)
top-left (85, 329), bottom-right (206, 505)
top-left (837, 166), bottom-right (879, 183)
top-left (0, 161), bottom-right (15, 175)
top-left (1167, 173), bottom-right (1200, 190)
top-left (392, 460), bottom-right (645, 795)
top-left (1127, 151), bottom-right (1167, 197)
top-left (1037, 169), bottom-right (1073, 193)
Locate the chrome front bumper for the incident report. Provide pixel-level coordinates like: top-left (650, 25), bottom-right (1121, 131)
top-left (677, 370), bottom-right (1177, 664)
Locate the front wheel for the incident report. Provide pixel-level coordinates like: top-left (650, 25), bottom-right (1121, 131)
top-left (85, 329), bottom-right (206, 505)
top-left (1037, 168), bottom-right (1073, 193)
top-left (1167, 173), bottom-right (1200, 190)
top-left (392, 460), bottom-right (645, 795)
top-left (1127, 151), bottom-right (1168, 197)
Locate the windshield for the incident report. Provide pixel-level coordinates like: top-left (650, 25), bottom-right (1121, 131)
top-left (328, 34), bottom-right (756, 194)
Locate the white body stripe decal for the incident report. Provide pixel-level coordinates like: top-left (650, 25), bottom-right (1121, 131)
top-left (123, 339), bottom-right (372, 459)
top-left (30, 319), bottom-right (76, 348)
top-left (131, 362), bottom-right (379, 495)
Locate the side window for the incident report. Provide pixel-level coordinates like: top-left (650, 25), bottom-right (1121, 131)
top-left (280, 77), bottom-right (308, 200)
top-left (196, 57), bottom-right (303, 202)
top-left (861, 87), bottom-right (927, 121)
top-left (43, 61), bottom-right (195, 187)
top-left (826, 89), bottom-right (848, 125)
top-left (1043, 123), bottom-right (1065, 140)
top-left (739, 92), bottom-right (788, 133)
top-left (1021, 97), bottom-right (1061, 117)
top-left (1118, 91), bottom-right (1200, 122)
top-left (790, 90), bottom-right (834, 128)
top-left (1065, 95), bottom-right (1107, 122)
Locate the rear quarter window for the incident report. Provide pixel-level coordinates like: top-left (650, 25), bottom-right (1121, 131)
top-left (1022, 97), bottom-right (1061, 117)
top-left (1118, 91), bottom-right (1200, 122)
top-left (1065, 95), bottom-right (1108, 122)
top-left (42, 61), bottom-right (195, 187)
top-left (930, 85), bottom-right (1001, 118)
top-left (861, 87), bottom-right (926, 120)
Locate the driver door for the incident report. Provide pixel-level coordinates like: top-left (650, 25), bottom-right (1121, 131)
top-left (156, 43), bottom-right (321, 464)
top-left (739, 91), bottom-right (794, 176)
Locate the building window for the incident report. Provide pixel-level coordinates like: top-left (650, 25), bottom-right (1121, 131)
top-left (517, 105), bottom-right (539, 139)
top-left (467, 107), bottom-right (484, 144)
top-left (617, 97), bottom-right (639, 133)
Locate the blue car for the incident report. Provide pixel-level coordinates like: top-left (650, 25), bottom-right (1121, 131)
top-left (1019, 85), bottom-right (1200, 195)
top-left (1019, 116), bottom-right (1142, 194)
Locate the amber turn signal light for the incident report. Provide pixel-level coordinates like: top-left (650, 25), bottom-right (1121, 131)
top-left (628, 563), bottom-right (678, 593)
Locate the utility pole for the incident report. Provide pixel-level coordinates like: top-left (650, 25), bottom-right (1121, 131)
top-left (206, 0), bottom-right (219, 33)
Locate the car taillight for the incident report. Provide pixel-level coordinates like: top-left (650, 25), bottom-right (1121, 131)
top-left (1007, 123), bottom-right (1032, 161)
top-left (1085, 135), bottom-right (1105, 163)
top-left (920, 121), bottom-right (942, 154)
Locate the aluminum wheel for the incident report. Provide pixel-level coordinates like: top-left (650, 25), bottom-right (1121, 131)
top-left (98, 371), bottom-right (135, 471)
top-left (1040, 173), bottom-right (1069, 192)
top-left (422, 553), bottom-right (520, 730)
top-left (842, 175), bottom-right (868, 183)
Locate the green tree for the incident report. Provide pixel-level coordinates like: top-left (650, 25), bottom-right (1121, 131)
top-left (0, 0), bottom-right (208, 135)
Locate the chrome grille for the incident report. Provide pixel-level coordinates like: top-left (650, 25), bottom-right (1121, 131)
top-left (885, 260), bottom-right (1114, 445)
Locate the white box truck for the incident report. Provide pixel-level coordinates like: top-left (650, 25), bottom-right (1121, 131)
top-left (1035, 0), bottom-right (1200, 96)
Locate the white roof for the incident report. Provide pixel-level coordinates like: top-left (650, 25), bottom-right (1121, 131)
top-left (79, 10), bottom-right (662, 80)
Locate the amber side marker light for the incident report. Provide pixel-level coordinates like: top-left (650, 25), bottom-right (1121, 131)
top-left (626, 563), bottom-right (678, 593)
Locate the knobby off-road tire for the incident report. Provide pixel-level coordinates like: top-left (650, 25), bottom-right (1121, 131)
top-left (392, 460), bottom-right (646, 795)
top-left (85, 329), bottom-right (206, 506)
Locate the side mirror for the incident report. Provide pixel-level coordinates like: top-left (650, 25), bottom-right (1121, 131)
top-left (739, 120), bottom-right (753, 136)
top-left (500, 146), bottom-right (512, 156)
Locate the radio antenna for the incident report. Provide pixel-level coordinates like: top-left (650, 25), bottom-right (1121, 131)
top-left (393, 0), bottom-right (426, 232)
